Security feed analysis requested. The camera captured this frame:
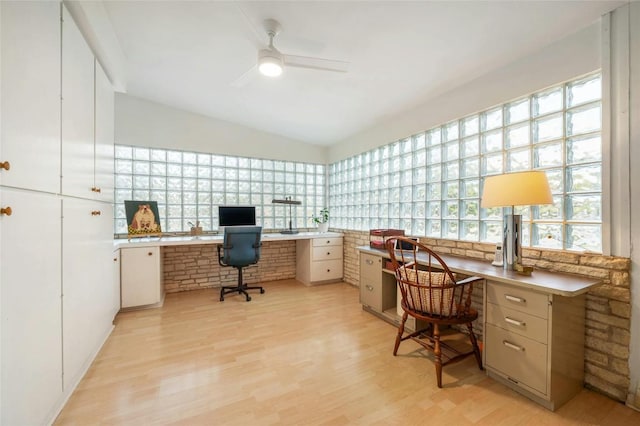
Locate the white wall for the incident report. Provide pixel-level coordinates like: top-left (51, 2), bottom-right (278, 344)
top-left (115, 94), bottom-right (327, 163)
top-left (327, 21), bottom-right (602, 163)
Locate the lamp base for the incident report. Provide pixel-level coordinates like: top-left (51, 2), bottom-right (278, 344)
top-left (280, 229), bottom-right (299, 235)
top-left (504, 213), bottom-right (522, 271)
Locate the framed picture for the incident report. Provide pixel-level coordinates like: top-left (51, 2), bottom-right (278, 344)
top-left (124, 200), bottom-right (162, 238)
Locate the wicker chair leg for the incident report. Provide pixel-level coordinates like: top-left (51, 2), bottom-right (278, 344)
top-left (433, 324), bottom-right (443, 388)
top-left (393, 311), bottom-right (408, 356)
top-left (467, 322), bottom-right (483, 370)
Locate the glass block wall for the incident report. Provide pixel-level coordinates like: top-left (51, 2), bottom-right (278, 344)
top-left (329, 73), bottom-right (603, 252)
top-left (114, 147), bottom-right (326, 234)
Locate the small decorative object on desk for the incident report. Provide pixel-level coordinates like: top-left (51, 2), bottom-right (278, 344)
top-left (189, 221), bottom-right (203, 236)
top-left (311, 208), bottom-right (330, 233)
top-left (369, 229), bottom-right (404, 249)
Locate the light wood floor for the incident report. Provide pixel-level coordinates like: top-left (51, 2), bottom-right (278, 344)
top-left (55, 280), bottom-right (640, 425)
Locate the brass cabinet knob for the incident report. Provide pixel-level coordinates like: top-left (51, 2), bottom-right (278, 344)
top-left (148, 252), bottom-right (153, 256)
top-left (1, 206), bottom-right (12, 216)
top-left (0, 161), bottom-right (10, 171)
top-left (91, 187), bottom-right (102, 193)
top-left (91, 210), bottom-right (101, 216)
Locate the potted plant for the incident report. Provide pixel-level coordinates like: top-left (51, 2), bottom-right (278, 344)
top-left (311, 208), bottom-right (330, 233)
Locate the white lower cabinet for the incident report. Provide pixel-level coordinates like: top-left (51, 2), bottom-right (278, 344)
top-left (0, 188), bottom-right (62, 425)
top-left (121, 246), bottom-right (163, 308)
top-left (62, 198), bottom-right (116, 390)
top-left (296, 237), bottom-right (343, 285)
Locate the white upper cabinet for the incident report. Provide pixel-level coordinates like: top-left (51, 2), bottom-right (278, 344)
top-left (61, 4), bottom-right (95, 199)
top-left (0, 1), bottom-right (61, 192)
top-left (94, 60), bottom-right (115, 202)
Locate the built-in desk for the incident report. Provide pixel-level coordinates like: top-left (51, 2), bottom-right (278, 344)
top-left (357, 246), bottom-right (601, 411)
top-left (115, 232), bottom-right (343, 309)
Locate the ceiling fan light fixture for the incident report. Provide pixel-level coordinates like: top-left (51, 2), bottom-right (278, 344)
top-left (258, 49), bottom-right (283, 77)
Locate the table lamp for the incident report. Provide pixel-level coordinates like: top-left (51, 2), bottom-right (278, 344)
top-left (272, 196), bottom-right (301, 234)
top-left (480, 171), bottom-right (553, 273)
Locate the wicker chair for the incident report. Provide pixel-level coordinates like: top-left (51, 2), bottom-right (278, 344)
top-left (386, 237), bottom-right (483, 387)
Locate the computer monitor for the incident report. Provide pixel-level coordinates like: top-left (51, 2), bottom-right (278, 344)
top-left (218, 206), bottom-right (256, 227)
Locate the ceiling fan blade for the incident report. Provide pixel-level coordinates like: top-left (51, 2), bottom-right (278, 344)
top-left (283, 54), bottom-right (349, 73)
top-left (231, 64), bottom-right (258, 88)
top-left (234, 4), bottom-right (266, 49)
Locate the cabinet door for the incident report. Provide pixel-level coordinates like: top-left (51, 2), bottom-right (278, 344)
top-left (112, 249), bottom-right (121, 319)
top-left (94, 61), bottom-right (114, 202)
top-left (0, 188), bottom-right (62, 425)
top-left (62, 198), bottom-right (115, 390)
top-left (0, 1), bottom-right (60, 192)
top-left (61, 4), bottom-right (95, 199)
top-left (121, 247), bottom-right (162, 308)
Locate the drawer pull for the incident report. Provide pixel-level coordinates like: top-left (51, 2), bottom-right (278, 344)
top-left (505, 294), bottom-right (526, 303)
top-left (326, 269), bottom-right (331, 272)
top-left (148, 252), bottom-right (153, 256)
top-left (503, 340), bottom-right (525, 352)
top-left (0, 161), bottom-right (10, 171)
top-left (327, 252), bottom-right (331, 255)
top-left (326, 240), bottom-right (331, 244)
top-left (366, 285), bottom-right (374, 291)
top-left (365, 259), bottom-right (374, 265)
top-left (504, 317), bottom-right (526, 327)
top-left (91, 210), bottom-right (101, 216)
top-left (1, 206), bottom-right (12, 216)
top-left (91, 187), bottom-right (102, 193)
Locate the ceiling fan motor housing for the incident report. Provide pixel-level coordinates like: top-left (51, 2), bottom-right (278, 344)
top-left (258, 48), bottom-right (284, 77)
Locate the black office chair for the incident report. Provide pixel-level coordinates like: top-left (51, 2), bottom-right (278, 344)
top-left (217, 226), bottom-right (265, 302)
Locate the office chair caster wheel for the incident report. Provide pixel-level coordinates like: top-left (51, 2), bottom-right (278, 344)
top-left (260, 289), bottom-right (265, 294)
top-left (246, 296), bottom-right (252, 302)
top-left (220, 296), bottom-right (224, 301)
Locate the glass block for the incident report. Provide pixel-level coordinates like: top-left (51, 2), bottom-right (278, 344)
top-left (567, 103), bottom-right (601, 136)
top-left (227, 157), bottom-right (239, 168)
top-left (545, 168), bottom-right (563, 193)
top-left (115, 159), bottom-right (132, 174)
top-left (391, 157), bottom-right (400, 173)
top-left (167, 191), bottom-right (181, 204)
top-left (211, 193), bottom-right (224, 204)
top-left (507, 148), bottom-right (530, 171)
top-left (461, 136), bottom-right (479, 157)
top-left (149, 162), bottom-right (165, 176)
top-left (133, 147), bottom-right (149, 161)
top-left (462, 179), bottom-right (479, 198)
top-left (567, 164), bottom-right (601, 192)
top-left (167, 219), bottom-right (182, 232)
top-left (390, 187), bottom-right (400, 202)
top-left (481, 206), bottom-right (502, 220)
top-left (183, 205), bottom-right (197, 217)
top-left (167, 177), bottom-right (181, 190)
top-left (482, 107), bottom-right (502, 131)
top-left (226, 168), bottom-right (238, 180)
top-left (198, 192), bottom-right (212, 204)
top-left (196, 179), bottom-right (210, 192)
top-left (115, 145), bottom-right (132, 159)
top-left (226, 193), bottom-right (238, 204)
top-left (567, 224), bottom-right (601, 252)
top-left (506, 98), bottom-right (530, 124)
top-left (445, 161), bottom-right (459, 180)
top-left (401, 153), bottom-right (412, 169)
top-left (197, 153), bottom-right (211, 165)
top-left (532, 223), bottom-right (563, 248)
top-left (427, 128), bottom-right (441, 146)
top-left (183, 178), bottom-right (196, 191)
top-left (183, 165), bottom-right (197, 178)
top-left (462, 115), bottom-right (479, 137)
top-left (238, 194), bottom-right (250, 204)
top-left (400, 138), bottom-right (412, 154)
top-left (167, 164), bottom-right (181, 177)
top-left (444, 201), bottom-right (458, 218)
top-left (482, 129), bottom-right (502, 153)
top-left (427, 183), bottom-right (441, 200)
top-left (444, 121), bottom-right (459, 141)
top-left (262, 170), bottom-right (273, 181)
top-left (412, 219), bottom-right (426, 236)
top-left (133, 175), bottom-right (149, 189)
top-left (115, 175), bottom-right (132, 189)
top-left (427, 165), bottom-right (441, 182)
top-left (461, 221), bottom-right (479, 241)
top-left (413, 168), bottom-right (426, 185)
top-left (427, 220), bottom-right (441, 237)
top-left (133, 190), bottom-right (149, 200)
top-left (115, 189), bottom-right (132, 203)
top-left (183, 153), bottom-right (197, 164)
top-left (167, 151), bottom-right (182, 163)
top-left (444, 220), bottom-right (458, 239)
top-left (412, 202), bottom-right (426, 217)
top-left (251, 194), bottom-right (262, 205)
top-left (534, 142), bottom-right (562, 168)
top-left (196, 166), bottom-right (210, 179)
top-left (567, 134), bottom-right (601, 164)
top-left (482, 153), bottom-right (503, 175)
top-left (481, 221), bottom-right (502, 243)
top-left (239, 158), bottom-right (250, 169)
top-left (427, 201), bottom-right (441, 218)
top-left (567, 194), bottom-right (601, 221)
top-left (413, 133), bottom-right (426, 150)
top-left (400, 201), bottom-right (412, 218)
top-left (427, 146), bottom-right (441, 164)
top-left (133, 161), bottom-right (150, 175)
top-left (444, 181), bottom-right (458, 199)
top-left (534, 195), bottom-right (562, 220)
top-left (461, 158), bottom-right (479, 178)
top-left (239, 169), bottom-right (250, 181)
top-left (567, 74), bottom-right (601, 108)
top-left (150, 149), bottom-right (166, 162)
top-left (115, 218), bottom-right (128, 234)
top-left (462, 200), bottom-right (479, 218)
top-left (533, 87), bottom-right (563, 117)
top-left (114, 204), bottom-right (126, 219)
top-left (150, 190), bottom-right (166, 203)
top-left (506, 123), bottom-right (530, 148)
top-left (445, 141), bottom-right (459, 161)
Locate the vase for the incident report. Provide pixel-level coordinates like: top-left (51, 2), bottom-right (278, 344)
top-left (317, 222), bottom-right (329, 233)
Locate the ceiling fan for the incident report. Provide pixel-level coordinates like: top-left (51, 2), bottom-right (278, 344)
top-left (232, 18), bottom-right (349, 87)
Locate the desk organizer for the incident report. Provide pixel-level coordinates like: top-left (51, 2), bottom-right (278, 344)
top-left (369, 229), bottom-right (404, 249)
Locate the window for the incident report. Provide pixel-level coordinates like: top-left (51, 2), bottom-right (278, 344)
top-left (329, 73), bottom-right (603, 252)
top-left (114, 146), bottom-right (325, 235)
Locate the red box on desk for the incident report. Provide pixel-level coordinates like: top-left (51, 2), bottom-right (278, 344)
top-left (369, 229), bottom-right (405, 250)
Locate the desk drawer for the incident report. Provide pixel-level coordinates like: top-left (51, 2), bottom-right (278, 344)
top-left (486, 302), bottom-right (548, 344)
top-left (312, 246), bottom-right (342, 261)
top-left (487, 281), bottom-right (549, 319)
top-left (485, 324), bottom-right (548, 395)
top-left (360, 253), bottom-right (383, 282)
top-left (360, 276), bottom-right (382, 310)
top-left (310, 259), bottom-right (343, 281)
top-left (313, 237), bottom-right (343, 247)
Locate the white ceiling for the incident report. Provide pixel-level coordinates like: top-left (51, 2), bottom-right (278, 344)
top-left (98, 0), bottom-right (625, 146)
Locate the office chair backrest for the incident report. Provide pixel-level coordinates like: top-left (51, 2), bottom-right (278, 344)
top-left (222, 226), bottom-right (262, 267)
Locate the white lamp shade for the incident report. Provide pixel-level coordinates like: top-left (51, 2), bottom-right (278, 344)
top-left (258, 49), bottom-right (283, 77)
top-left (481, 171), bottom-right (553, 208)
